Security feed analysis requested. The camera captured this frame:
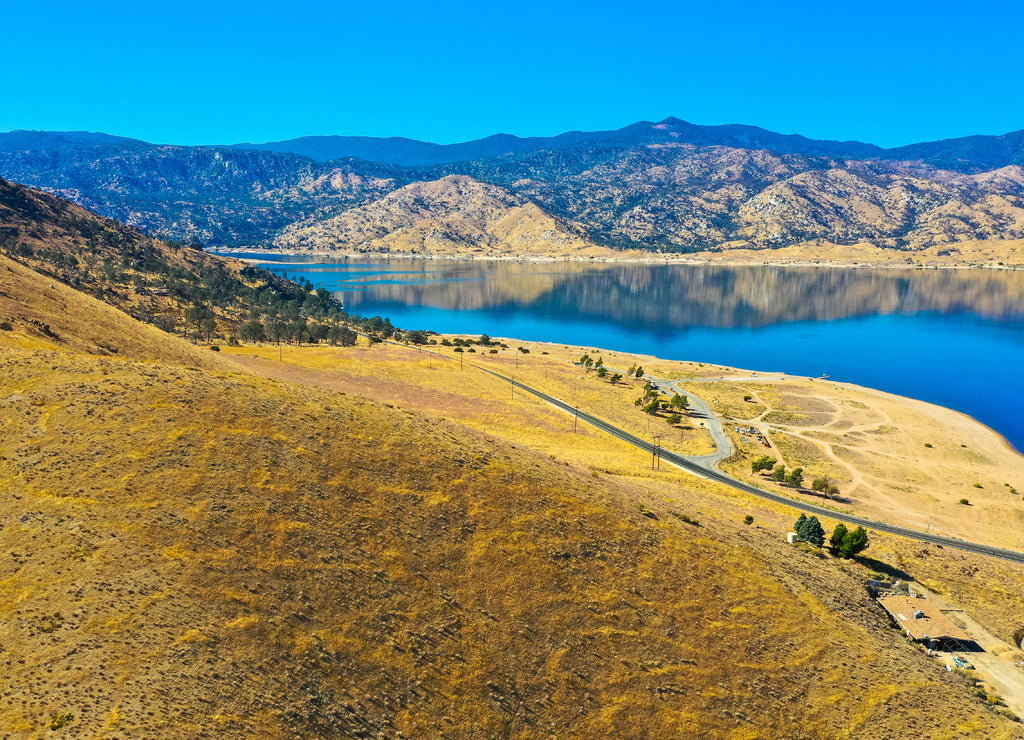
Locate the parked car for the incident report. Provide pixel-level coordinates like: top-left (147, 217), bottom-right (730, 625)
top-left (953, 656), bottom-right (973, 669)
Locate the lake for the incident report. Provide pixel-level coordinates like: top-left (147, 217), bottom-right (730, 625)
top-left (217, 254), bottom-right (1024, 452)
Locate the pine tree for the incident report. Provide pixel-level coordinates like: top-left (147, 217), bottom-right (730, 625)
top-left (794, 513), bottom-right (807, 539)
top-left (829, 523), bottom-right (849, 551)
top-left (803, 516), bottom-right (826, 547)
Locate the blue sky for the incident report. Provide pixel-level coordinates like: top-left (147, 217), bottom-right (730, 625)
top-left (2, 0), bottom-right (1021, 148)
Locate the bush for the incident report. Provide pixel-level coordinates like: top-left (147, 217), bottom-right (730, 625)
top-left (49, 713), bottom-right (73, 730)
top-left (959, 498), bottom-right (970, 505)
top-left (743, 395), bottom-right (753, 402)
top-left (209, 345), bottom-right (220, 352)
top-left (0, 321), bottom-right (12, 331)
top-left (743, 515), bottom-right (754, 525)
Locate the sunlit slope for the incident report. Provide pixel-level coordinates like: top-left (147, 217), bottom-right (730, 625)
top-left (1, 283), bottom-right (1018, 737)
top-left (0, 252), bottom-right (218, 366)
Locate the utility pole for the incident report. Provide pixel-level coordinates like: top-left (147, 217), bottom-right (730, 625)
top-left (652, 435), bottom-right (663, 470)
top-left (574, 406), bottom-right (578, 433)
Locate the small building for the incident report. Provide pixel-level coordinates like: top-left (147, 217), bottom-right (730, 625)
top-left (877, 594), bottom-right (971, 650)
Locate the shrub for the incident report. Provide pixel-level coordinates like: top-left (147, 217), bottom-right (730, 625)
top-left (0, 321), bottom-right (12, 331)
top-left (924, 443), bottom-right (933, 448)
top-left (49, 713), bottom-right (73, 730)
top-left (209, 345), bottom-right (220, 351)
top-left (743, 515), bottom-right (754, 525)
top-left (973, 483), bottom-right (983, 488)
top-left (743, 395), bottom-right (753, 402)
top-left (959, 498), bottom-right (970, 505)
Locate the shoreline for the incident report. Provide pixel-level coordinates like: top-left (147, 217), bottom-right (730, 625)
top-left (505, 337), bottom-right (1024, 457)
top-left (209, 248), bottom-right (1024, 271)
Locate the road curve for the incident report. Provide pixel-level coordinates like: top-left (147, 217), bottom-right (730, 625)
top-left (468, 361), bottom-right (1024, 566)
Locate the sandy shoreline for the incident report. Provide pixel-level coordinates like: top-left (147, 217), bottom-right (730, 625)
top-left (211, 247), bottom-right (1024, 270)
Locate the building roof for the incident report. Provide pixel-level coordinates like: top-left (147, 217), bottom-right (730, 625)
top-left (877, 595), bottom-right (971, 641)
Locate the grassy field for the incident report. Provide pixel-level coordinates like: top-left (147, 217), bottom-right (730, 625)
top-left (2, 257), bottom-right (1024, 737)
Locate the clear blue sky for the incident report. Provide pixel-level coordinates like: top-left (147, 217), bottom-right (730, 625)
top-left (2, 0), bottom-right (1021, 148)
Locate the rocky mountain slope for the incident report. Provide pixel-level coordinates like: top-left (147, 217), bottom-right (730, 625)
top-left (3, 119), bottom-right (1024, 257)
top-left (2, 187), bottom-right (1021, 738)
top-left (275, 175), bottom-right (601, 256)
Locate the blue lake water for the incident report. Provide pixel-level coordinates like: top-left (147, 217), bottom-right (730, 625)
top-left (218, 254), bottom-right (1024, 451)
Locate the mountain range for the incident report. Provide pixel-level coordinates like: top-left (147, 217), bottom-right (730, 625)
top-left (2, 118), bottom-right (1023, 257)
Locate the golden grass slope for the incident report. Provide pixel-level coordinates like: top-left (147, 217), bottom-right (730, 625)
top-left (1, 271), bottom-right (1022, 737)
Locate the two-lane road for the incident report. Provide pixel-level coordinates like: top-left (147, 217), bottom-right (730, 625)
top-left (469, 360), bottom-right (1024, 566)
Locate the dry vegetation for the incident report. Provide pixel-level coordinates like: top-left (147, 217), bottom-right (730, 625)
top-left (4, 255), bottom-right (1024, 737)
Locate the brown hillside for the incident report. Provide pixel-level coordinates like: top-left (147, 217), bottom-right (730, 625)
top-left (274, 175), bottom-right (612, 258)
top-left (1, 268), bottom-right (1020, 737)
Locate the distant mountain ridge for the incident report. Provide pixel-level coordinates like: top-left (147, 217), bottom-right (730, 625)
top-left (224, 118), bottom-right (887, 166)
top-left (2, 118), bottom-right (1024, 256)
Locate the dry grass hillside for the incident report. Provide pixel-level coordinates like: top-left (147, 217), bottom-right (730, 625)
top-left (274, 175), bottom-right (614, 258)
top-left (3, 259), bottom-right (1023, 737)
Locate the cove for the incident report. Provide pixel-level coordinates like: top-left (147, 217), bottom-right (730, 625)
top-left (217, 255), bottom-right (1024, 452)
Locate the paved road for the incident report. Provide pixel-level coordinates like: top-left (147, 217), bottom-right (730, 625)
top-left (464, 360), bottom-right (1024, 566)
top-left (649, 378), bottom-right (733, 468)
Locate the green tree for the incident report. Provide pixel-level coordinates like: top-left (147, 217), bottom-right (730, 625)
top-left (830, 524), bottom-right (868, 557)
top-left (771, 464), bottom-right (786, 482)
top-left (240, 320), bottom-right (265, 343)
top-left (610, 373), bottom-right (623, 384)
top-left (200, 317), bottom-right (217, 342)
top-left (406, 330), bottom-right (429, 345)
top-left (796, 515), bottom-right (825, 547)
top-left (837, 526), bottom-right (869, 558)
top-left (667, 413), bottom-right (682, 425)
top-left (751, 456), bottom-right (776, 474)
top-left (803, 516), bottom-right (826, 547)
top-left (596, 366), bottom-right (608, 378)
top-left (670, 393), bottom-right (689, 411)
top-left (812, 476), bottom-right (840, 498)
top-left (785, 467), bottom-right (804, 488)
top-left (829, 523), bottom-right (848, 551)
top-left (643, 399), bottom-right (660, 415)
top-left (634, 366), bottom-right (644, 379)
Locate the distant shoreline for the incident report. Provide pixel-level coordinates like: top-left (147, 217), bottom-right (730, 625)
top-left (210, 248), bottom-right (1023, 271)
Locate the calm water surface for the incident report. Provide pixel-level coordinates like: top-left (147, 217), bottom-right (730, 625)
top-left (220, 254), bottom-right (1024, 451)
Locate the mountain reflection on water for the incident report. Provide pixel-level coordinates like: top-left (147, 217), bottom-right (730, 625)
top-left (329, 261), bottom-right (1024, 328)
